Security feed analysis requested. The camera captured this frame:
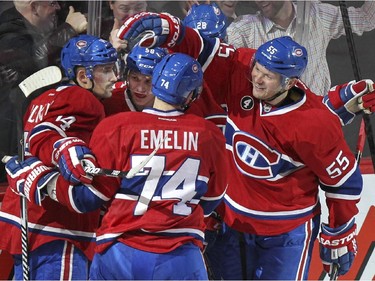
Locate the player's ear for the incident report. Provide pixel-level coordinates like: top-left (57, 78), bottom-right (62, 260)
top-left (285, 78), bottom-right (297, 90)
top-left (76, 67), bottom-right (92, 89)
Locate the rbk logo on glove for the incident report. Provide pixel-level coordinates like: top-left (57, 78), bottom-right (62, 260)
top-left (5, 156), bottom-right (58, 205)
top-left (24, 165), bottom-right (51, 199)
top-left (52, 137), bottom-right (97, 184)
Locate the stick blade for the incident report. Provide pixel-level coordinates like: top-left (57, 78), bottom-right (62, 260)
top-left (1, 155), bottom-right (12, 164)
top-left (18, 66), bottom-right (62, 97)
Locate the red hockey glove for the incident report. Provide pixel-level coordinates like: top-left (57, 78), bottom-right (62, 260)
top-left (323, 79), bottom-right (375, 125)
top-left (359, 89), bottom-right (375, 114)
top-left (5, 156), bottom-right (58, 205)
top-left (319, 219), bottom-right (357, 277)
top-left (52, 137), bottom-right (97, 185)
top-left (117, 12), bottom-right (185, 49)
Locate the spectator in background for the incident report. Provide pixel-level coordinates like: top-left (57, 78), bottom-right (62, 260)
top-left (161, 0), bottom-right (209, 20)
top-left (56, 1), bottom-right (89, 26)
top-left (101, 0), bottom-right (148, 41)
top-left (108, 0), bottom-right (147, 27)
top-left (0, 1), bottom-right (13, 14)
top-left (227, 0), bottom-right (375, 96)
top-left (0, 1), bottom-right (87, 71)
top-left (214, 0), bottom-right (238, 24)
top-left (101, 0), bottom-right (148, 55)
top-left (0, 0), bottom-right (87, 184)
top-left (146, 1), bottom-right (166, 13)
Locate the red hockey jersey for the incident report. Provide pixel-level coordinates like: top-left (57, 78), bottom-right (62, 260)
top-left (102, 81), bottom-right (137, 116)
top-left (0, 85), bottom-right (105, 259)
top-left (54, 109), bottom-right (228, 254)
top-left (103, 80), bottom-right (227, 132)
top-left (170, 28), bottom-right (362, 235)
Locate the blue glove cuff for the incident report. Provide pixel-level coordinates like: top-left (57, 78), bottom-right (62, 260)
top-left (321, 218), bottom-right (355, 235)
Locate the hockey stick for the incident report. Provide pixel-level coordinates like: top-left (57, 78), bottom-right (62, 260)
top-left (16, 66), bottom-right (62, 281)
top-left (18, 66), bottom-right (62, 98)
top-left (84, 136), bottom-right (167, 179)
top-left (339, 1), bottom-right (375, 173)
top-left (356, 119), bottom-right (366, 163)
top-left (330, 264), bottom-right (339, 281)
top-left (328, 118), bottom-right (366, 281)
top-left (1, 155), bottom-right (12, 164)
top-left (333, 5), bottom-right (372, 278)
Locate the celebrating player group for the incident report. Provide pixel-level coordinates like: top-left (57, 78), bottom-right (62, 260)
top-left (1, 6), bottom-right (375, 281)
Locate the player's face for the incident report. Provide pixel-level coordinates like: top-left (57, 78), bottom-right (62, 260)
top-left (127, 70), bottom-right (154, 110)
top-left (251, 62), bottom-right (283, 101)
top-left (92, 63), bottom-right (118, 99)
top-left (33, 1), bottom-right (61, 33)
top-left (109, 0), bottom-right (147, 23)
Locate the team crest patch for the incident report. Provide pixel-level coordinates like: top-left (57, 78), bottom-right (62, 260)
top-left (263, 103), bottom-right (272, 113)
top-left (241, 96), bottom-right (254, 110)
top-left (214, 6), bottom-right (221, 15)
top-left (293, 48), bottom-right (304, 57)
top-left (76, 40), bottom-right (87, 48)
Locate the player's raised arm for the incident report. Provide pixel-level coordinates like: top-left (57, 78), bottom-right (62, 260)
top-left (116, 11), bottom-right (219, 63)
top-left (117, 12), bottom-right (185, 49)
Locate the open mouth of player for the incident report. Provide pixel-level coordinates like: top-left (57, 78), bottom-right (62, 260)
top-left (133, 92), bottom-right (147, 99)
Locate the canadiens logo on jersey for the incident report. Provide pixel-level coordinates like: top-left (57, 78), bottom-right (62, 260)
top-left (225, 119), bottom-right (304, 180)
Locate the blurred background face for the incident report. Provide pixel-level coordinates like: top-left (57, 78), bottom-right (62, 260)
top-left (33, 1), bottom-right (61, 33)
top-left (109, 0), bottom-right (147, 23)
top-left (127, 70), bottom-right (154, 110)
top-left (216, 1), bottom-right (238, 18)
top-left (180, 0), bottom-right (210, 16)
top-left (255, 1), bottom-right (287, 20)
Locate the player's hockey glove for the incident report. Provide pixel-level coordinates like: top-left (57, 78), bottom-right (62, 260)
top-left (319, 218), bottom-right (357, 277)
top-left (323, 79), bottom-right (375, 125)
top-left (52, 137), bottom-right (97, 185)
top-left (117, 12), bottom-right (185, 49)
top-left (361, 88), bottom-right (375, 114)
top-left (5, 156), bottom-right (58, 205)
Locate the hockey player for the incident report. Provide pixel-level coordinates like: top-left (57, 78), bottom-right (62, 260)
top-left (6, 52), bottom-right (228, 280)
top-left (0, 34), bottom-right (118, 280)
top-left (103, 44), bottom-right (168, 115)
top-left (183, 3), bottom-right (228, 41)
top-left (104, 43), bottom-right (227, 133)
top-left (115, 12), bottom-right (375, 279)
